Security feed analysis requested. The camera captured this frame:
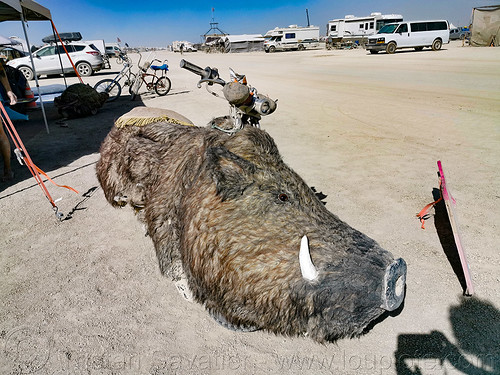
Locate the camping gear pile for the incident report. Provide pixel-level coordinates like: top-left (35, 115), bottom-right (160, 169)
top-left (54, 83), bottom-right (108, 118)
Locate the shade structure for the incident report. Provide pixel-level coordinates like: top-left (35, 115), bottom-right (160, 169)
top-left (0, 0), bottom-right (52, 133)
top-left (0, 0), bottom-right (51, 22)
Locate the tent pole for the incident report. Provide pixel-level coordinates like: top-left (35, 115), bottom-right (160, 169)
top-left (20, 12), bottom-right (50, 134)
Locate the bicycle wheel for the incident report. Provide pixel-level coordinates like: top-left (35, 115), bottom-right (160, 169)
top-left (155, 76), bottom-right (171, 96)
top-left (129, 75), bottom-right (143, 101)
top-left (94, 79), bottom-right (122, 102)
top-left (144, 75), bottom-right (157, 91)
top-left (124, 72), bottom-right (136, 86)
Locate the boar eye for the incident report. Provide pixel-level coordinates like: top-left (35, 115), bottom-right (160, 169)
top-left (278, 193), bottom-right (289, 202)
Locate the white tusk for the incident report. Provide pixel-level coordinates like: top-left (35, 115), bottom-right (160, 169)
top-left (299, 235), bottom-right (318, 281)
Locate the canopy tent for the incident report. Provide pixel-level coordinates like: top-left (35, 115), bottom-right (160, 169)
top-left (0, 0), bottom-right (51, 22)
top-left (222, 34), bottom-right (264, 53)
top-left (470, 5), bottom-right (500, 47)
top-left (0, 0), bottom-right (52, 132)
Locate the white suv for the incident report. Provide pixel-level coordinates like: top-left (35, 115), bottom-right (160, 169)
top-left (8, 42), bottom-right (104, 80)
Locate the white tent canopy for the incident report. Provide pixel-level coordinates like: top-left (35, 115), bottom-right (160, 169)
top-left (0, 0), bottom-right (52, 132)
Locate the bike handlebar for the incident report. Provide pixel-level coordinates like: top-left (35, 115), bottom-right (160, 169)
top-left (180, 59), bottom-right (277, 121)
top-left (179, 59), bottom-right (205, 76)
top-left (180, 59), bottom-right (225, 86)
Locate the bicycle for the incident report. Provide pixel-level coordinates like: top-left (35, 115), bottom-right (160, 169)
top-left (129, 55), bottom-right (171, 101)
top-left (93, 55), bottom-right (136, 102)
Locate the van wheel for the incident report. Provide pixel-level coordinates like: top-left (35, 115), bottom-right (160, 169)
top-left (431, 39), bottom-right (442, 51)
top-left (414, 47), bottom-right (424, 51)
top-left (298, 44), bottom-right (305, 51)
top-left (269, 46), bottom-right (276, 53)
top-left (386, 42), bottom-right (397, 54)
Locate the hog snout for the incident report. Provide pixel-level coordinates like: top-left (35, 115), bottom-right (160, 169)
top-left (380, 258), bottom-right (407, 311)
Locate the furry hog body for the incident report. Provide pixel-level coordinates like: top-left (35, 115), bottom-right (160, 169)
top-left (96, 107), bottom-right (406, 343)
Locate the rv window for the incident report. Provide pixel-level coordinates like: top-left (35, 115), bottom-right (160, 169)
top-left (370, 22), bottom-right (374, 29)
top-left (285, 33), bottom-right (295, 39)
top-left (330, 25), bottom-right (337, 32)
top-left (360, 23), bottom-right (364, 29)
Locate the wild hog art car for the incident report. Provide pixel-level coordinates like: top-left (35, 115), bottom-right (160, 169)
top-left (96, 107), bottom-right (407, 343)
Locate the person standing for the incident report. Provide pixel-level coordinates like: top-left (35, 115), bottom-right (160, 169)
top-left (0, 61), bottom-right (18, 181)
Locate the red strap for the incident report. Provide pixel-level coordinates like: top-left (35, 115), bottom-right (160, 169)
top-left (416, 196), bottom-right (442, 229)
top-left (0, 101), bottom-right (78, 213)
top-left (33, 164), bottom-right (79, 194)
top-left (50, 21), bottom-right (83, 84)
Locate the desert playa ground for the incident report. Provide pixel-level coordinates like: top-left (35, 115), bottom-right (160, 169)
top-left (1, 41), bottom-right (499, 374)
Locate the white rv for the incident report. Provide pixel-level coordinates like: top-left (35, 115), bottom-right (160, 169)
top-left (172, 41), bottom-right (197, 52)
top-left (264, 25), bottom-right (320, 52)
top-left (326, 13), bottom-right (403, 43)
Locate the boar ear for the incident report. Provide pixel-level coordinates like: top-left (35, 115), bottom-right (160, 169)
top-left (207, 146), bottom-right (256, 201)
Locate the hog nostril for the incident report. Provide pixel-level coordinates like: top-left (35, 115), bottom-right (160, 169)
top-left (380, 258), bottom-right (407, 311)
top-left (395, 275), bottom-right (404, 297)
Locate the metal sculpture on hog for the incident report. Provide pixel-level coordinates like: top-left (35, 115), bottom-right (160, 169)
top-left (96, 62), bottom-right (406, 343)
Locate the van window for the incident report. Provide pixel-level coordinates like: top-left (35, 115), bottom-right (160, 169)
top-left (378, 24), bottom-right (399, 34)
top-left (396, 24), bottom-right (408, 33)
top-left (428, 21), bottom-right (448, 31)
top-left (411, 23), bottom-right (427, 32)
top-left (411, 21), bottom-right (448, 32)
top-left (285, 33), bottom-right (295, 39)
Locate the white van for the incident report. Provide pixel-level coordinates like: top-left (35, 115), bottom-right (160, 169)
top-left (366, 20), bottom-right (449, 54)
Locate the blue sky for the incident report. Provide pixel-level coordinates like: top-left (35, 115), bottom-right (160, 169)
top-left (0, 0), bottom-right (497, 47)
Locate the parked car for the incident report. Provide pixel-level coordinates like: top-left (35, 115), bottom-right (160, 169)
top-left (366, 20), bottom-right (450, 54)
top-left (7, 42), bottom-right (104, 80)
top-left (449, 28), bottom-right (471, 40)
top-left (105, 45), bottom-right (122, 57)
top-left (0, 46), bottom-right (27, 62)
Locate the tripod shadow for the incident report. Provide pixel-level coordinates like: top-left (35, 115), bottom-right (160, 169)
top-left (395, 297), bottom-right (499, 374)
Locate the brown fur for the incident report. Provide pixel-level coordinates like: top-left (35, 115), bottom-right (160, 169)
top-left (97, 109), bottom-right (401, 342)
